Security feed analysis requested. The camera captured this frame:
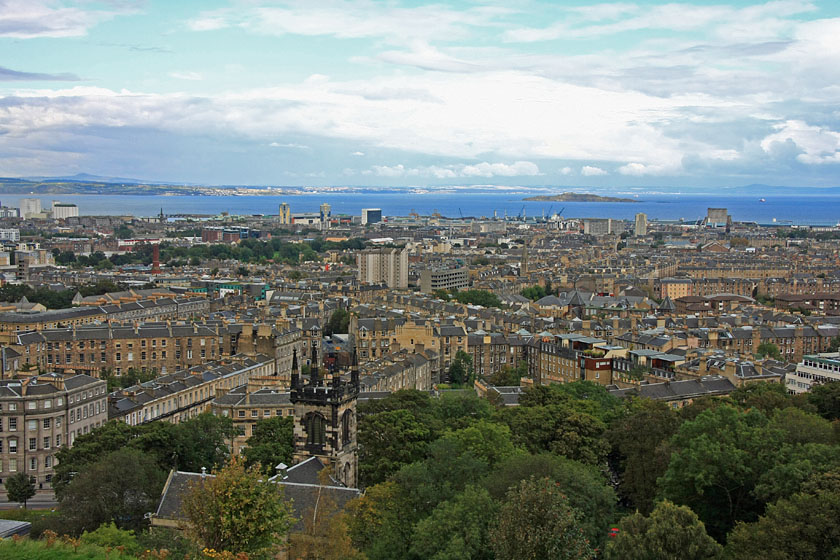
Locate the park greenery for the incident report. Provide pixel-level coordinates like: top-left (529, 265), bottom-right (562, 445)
top-left (0, 279), bottom-right (123, 309)
top-left (4, 379), bottom-right (840, 558)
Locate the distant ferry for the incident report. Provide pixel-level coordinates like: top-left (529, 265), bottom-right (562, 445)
top-left (759, 198), bottom-right (766, 202)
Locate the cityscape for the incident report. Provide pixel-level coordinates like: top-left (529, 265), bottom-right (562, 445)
top-left (2, 1), bottom-right (840, 559)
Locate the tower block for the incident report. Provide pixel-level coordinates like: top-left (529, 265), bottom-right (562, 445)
top-left (290, 368), bottom-right (359, 487)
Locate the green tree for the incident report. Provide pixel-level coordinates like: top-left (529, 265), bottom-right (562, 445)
top-left (410, 485), bottom-right (498, 560)
top-left (346, 481), bottom-right (413, 560)
top-left (729, 382), bottom-right (790, 414)
top-left (358, 409), bottom-right (432, 486)
top-left (520, 285), bottom-right (548, 301)
top-left (755, 342), bottom-right (782, 360)
top-left (57, 448), bottom-right (166, 534)
top-left (726, 471), bottom-right (840, 560)
top-left (453, 289), bottom-right (503, 308)
top-left (808, 381), bottom-right (840, 420)
top-left (324, 308), bottom-right (351, 336)
top-left (181, 457), bottom-right (295, 555)
top-left (485, 453), bottom-right (616, 548)
top-left (243, 415), bottom-right (295, 474)
top-left (488, 361), bottom-right (527, 386)
top-left (605, 500), bottom-right (722, 560)
top-left (6, 471), bottom-right (35, 509)
top-left (447, 350), bottom-right (474, 386)
top-left (658, 405), bottom-right (780, 541)
top-left (490, 477), bottom-right (596, 560)
top-left (80, 522), bottom-right (139, 554)
top-left (607, 399), bottom-right (681, 513)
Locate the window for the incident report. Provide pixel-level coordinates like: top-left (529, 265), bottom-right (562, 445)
top-left (9, 458), bottom-right (17, 472)
top-left (8, 439), bottom-right (17, 453)
top-left (55, 434), bottom-right (61, 446)
top-left (30, 457), bottom-right (37, 470)
top-left (45, 456), bottom-right (52, 468)
top-left (44, 400), bottom-right (51, 409)
top-left (29, 438), bottom-right (36, 451)
top-left (116, 353), bottom-right (121, 361)
top-left (27, 420), bottom-right (37, 431)
top-left (8, 403), bottom-right (15, 411)
top-left (305, 413), bottom-right (326, 446)
top-left (238, 410), bottom-right (245, 418)
top-left (251, 410), bottom-right (258, 418)
top-left (27, 401), bottom-right (36, 410)
top-left (9, 418), bottom-right (17, 431)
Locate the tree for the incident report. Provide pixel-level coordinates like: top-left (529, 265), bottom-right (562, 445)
top-left (346, 481), bottom-right (414, 560)
top-left (729, 382), bottom-right (790, 414)
top-left (605, 500), bottom-right (722, 560)
top-left (80, 522), bottom-right (139, 554)
top-left (57, 448), bottom-right (166, 534)
top-left (243, 415), bottom-right (295, 474)
top-left (606, 399), bottom-right (681, 513)
top-left (488, 361), bottom-right (527, 386)
top-left (808, 381), bottom-right (840, 420)
top-left (658, 405), bottom-right (780, 541)
top-left (447, 350), bottom-right (474, 386)
top-left (358, 409), bottom-right (432, 486)
top-left (726, 471), bottom-right (840, 560)
top-left (755, 342), bottom-right (781, 360)
top-left (411, 485), bottom-right (498, 560)
top-left (6, 471), bottom-right (35, 509)
top-left (490, 477), bottom-right (596, 560)
top-left (289, 470), bottom-right (365, 560)
top-left (485, 453), bottom-right (616, 549)
top-left (324, 308), bottom-right (350, 336)
top-left (453, 289), bottom-right (503, 308)
top-left (181, 457), bottom-right (295, 555)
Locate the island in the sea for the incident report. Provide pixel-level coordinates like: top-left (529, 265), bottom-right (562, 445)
top-left (523, 192), bottom-right (638, 202)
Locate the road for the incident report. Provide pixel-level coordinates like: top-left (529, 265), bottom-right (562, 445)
top-left (0, 490), bottom-right (57, 510)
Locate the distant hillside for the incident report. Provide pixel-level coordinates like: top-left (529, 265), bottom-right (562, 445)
top-left (524, 192), bottom-right (638, 203)
top-left (0, 177), bottom-right (198, 195)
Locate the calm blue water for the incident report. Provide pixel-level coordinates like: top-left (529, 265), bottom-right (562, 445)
top-left (2, 192), bottom-right (839, 225)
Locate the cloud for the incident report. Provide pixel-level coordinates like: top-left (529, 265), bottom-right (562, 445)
top-left (269, 142), bottom-right (310, 150)
top-left (618, 162), bottom-right (667, 176)
top-left (352, 151), bottom-right (365, 156)
top-left (0, 66), bottom-right (80, 81)
top-left (366, 161), bottom-right (541, 179)
top-left (581, 165), bottom-right (608, 176)
top-left (168, 71), bottom-right (203, 81)
top-left (0, 0), bottom-right (116, 38)
top-left (761, 120), bottom-right (840, 164)
top-left (559, 166), bottom-right (573, 175)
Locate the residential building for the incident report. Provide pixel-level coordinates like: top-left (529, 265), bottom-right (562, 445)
top-left (419, 266), bottom-right (469, 294)
top-left (787, 353), bottom-right (840, 394)
top-left (357, 247), bottom-right (408, 289)
top-left (634, 213), bottom-right (648, 237)
top-left (0, 373), bottom-right (107, 487)
top-left (51, 202), bottom-right (79, 220)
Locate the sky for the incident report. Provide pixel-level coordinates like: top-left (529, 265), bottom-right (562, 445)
top-left (1, 0), bottom-right (840, 188)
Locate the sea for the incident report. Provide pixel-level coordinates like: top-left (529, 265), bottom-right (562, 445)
top-left (3, 192), bottom-right (840, 226)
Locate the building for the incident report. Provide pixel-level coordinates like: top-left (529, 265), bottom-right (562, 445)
top-left (51, 202), bottom-right (79, 220)
top-left (660, 277), bottom-right (693, 299)
top-left (357, 247), bottom-right (408, 289)
top-left (634, 213), bottom-right (648, 237)
top-left (109, 354), bottom-right (274, 427)
top-left (0, 229), bottom-right (19, 242)
top-left (706, 208), bottom-right (729, 227)
top-left (211, 386), bottom-right (293, 455)
top-left (0, 206), bottom-right (19, 218)
top-left (19, 199), bottom-right (41, 219)
top-left (0, 373), bottom-right (107, 487)
top-left (279, 202), bottom-right (291, 225)
top-left (419, 266), bottom-right (469, 294)
top-left (290, 369), bottom-right (359, 488)
top-left (319, 203), bottom-right (331, 230)
top-left (787, 353), bottom-right (840, 394)
top-left (361, 208), bottom-right (382, 225)
top-left (583, 218), bottom-right (613, 236)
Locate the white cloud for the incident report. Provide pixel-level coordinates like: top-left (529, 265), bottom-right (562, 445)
top-left (187, 3), bottom-right (512, 45)
top-left (618, 162), bottom-right (668, 176)
top-left (169, 71), bottom-right (203, 81)
top-left (761, 120), bottom-right (840, 164)
top-left (581, 165), bottom-right (608, 176)
top-left (365, 161), bottom-right (541, 179)
top-left (559, 166), bottom-right (573, 175)
top-left (0, 0), bottom-right (120, 39)
top-left (352, 151), bottom-right (365, 156)
top-left (269, 142), bottom-right (310, 149)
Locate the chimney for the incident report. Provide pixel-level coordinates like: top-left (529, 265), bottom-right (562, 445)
top-left (698, 355), bottom-right (707, 375)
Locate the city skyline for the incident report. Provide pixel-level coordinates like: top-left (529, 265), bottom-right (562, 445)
top-left (2, 1), bottom-right (840, 188)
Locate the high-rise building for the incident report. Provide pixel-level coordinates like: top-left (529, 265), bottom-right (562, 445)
top-left (583, 218), bottom-right (612, 236)
top-left (634, 213), bottom-right (648, 237)
top-left (51, 202), bottom-right (78, 220)
top-left (361, 208), bottom-right (382, 225)
top-left (706, 208), bottom-right (729, 227)
top-left (357, 247), bottom-right (408, 289)
top-left (20, 198), bottom-right (41, 219)
top-left (279, 202), bottom-right (291, 225)
top-left (320, 203), bottom-right (331, 230)
top-left (0, 229), bottom-right (20, 242)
